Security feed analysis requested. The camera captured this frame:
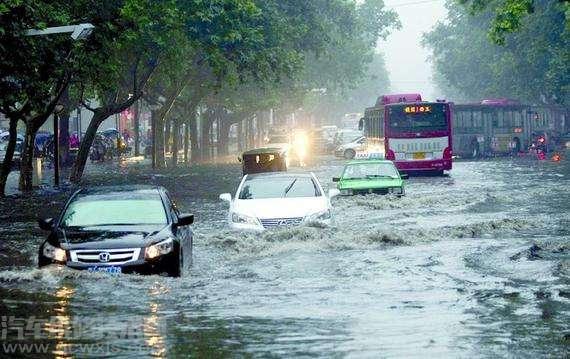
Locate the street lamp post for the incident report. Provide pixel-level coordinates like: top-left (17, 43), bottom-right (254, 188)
top-left (24, 23), bottom-right (95, 187)
top-left (25, 24), bottom-right (95, 40)
top-left (53, 104), bottom-right (65, 187)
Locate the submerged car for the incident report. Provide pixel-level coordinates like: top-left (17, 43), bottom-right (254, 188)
top-left (239, 147), bottom-right (288, 176)
top-left (333, 159), bottom-right (406, 196)
top-left (334, 135), bottom-right (366, 159)
top-left (38, 186), bottom-right (194, 277)
top-left (219, 172), bottom-right (339, 231)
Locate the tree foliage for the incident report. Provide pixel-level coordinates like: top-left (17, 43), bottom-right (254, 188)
top-left (423, 0), bottom-right (569, 105)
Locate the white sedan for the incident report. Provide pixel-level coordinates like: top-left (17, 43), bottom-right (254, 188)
top-left (220, 172), bottom-right (339, 231)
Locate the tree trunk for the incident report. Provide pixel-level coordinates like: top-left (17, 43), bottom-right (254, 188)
top-left (218, 119), bottom-right (230, 156)
top-left (171, 118), bottom-right (180, 167)
top-left (237, 121), bottom-right (243, 152)
top-left (0, 118), bottom-right (19, 196)
top-left (133, 100), bottom-right (140, 156)
top-left (184, 121), bottom-right (189, 164)
top-left (19, 123), bottom-right (38, 191)
top-left (70, 111), bottom-right (107, 183)
top-left (200, 116), bottom-right (213, 161)
top-left (189, 114), bottom-right (199, 163)
top-left (154, 114), bottom-right (166, 169)
top-left (164, 118), bottom-right (172, 155)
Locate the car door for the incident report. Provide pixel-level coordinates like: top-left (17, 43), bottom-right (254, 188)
top-left (165, 192), bottom-right (192, 267)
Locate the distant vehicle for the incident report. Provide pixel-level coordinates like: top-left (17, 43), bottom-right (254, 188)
top-left (361, 93), bottom-right (452, 175)
top-left (38, 186), bottom-right (194, 277)
top-left (452, 100), bottom-right (568, 158)
top-left (311, 125), bottom-right (338, 154)
top-left (240, 147), bottom-right (288, 176)
top-left (0, 132), bottom-right (23, 168)
top-left (0, 131), bottom-right (25, 143)
top-left (219, 172), bottom-right (339, 231)
top-left (99, 128), bottom-right (130, 156)
top-left (335, 136), bottom-right (366, 159)
top-left (342, 113), bottom-right (362, 130)
top-left (333, 159), bottom-right (406, 196)
top-left (321, 125), bottom-right (338, 139)
top-left (333, 129), bottom-right (363, 147)
top-left (266, 133), bottom-right (291, 150)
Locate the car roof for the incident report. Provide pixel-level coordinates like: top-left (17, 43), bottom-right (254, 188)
top-left (242, 147), bottom-right (288, 156)
top-left (246, 172), bottom-right (314, 179)
top-left (78, 185), bottom-right (164, 196)
top-left (346, 159), bottom-right (395, 165)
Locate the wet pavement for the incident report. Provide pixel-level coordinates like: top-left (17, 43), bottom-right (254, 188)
top-left (0, 156), bottom-right (569, 358)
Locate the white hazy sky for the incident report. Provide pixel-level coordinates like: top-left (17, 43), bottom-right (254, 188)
top-left (380, 0), bottom-right (447, 100)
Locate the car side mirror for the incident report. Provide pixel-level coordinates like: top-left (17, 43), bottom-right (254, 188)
top-left (219, 193), bottom-right (232, 202)
top-left (177, 213), bottom-right (194, 226)
top-left (328, 189), bottom-right (340, 198)
top-left (358, 118), bottom-right (364, 131)
top-left (332, 177), bottom-right (340, 182)
top-left (38, 218), bottom-right (54, 231)
top-left (400, 173), bottom-right (409, 180)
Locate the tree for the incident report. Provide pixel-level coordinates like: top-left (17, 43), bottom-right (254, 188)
top-left (0, 1), bottom-right (80, 193)
top-left (423, 0), bottom-right (569, 105)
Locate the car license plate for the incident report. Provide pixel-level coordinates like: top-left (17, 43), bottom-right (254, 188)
top-left (87, 266), bottom-right (122, 275)
top-left (413, 152), bottom-right (426, 160)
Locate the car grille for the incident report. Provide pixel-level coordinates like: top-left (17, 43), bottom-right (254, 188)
top-left (260, 217), bottom-right (304, 229)
top-left (353, 188), bottom-right (390, 195)
top-left (69, 248), bottom-right (141, 265)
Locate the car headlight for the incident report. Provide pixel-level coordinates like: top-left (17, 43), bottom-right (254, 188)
top-left (145, 238), bottom-right (174, 259)
top-left (306, 209), bottom-right (332, 222)
top-left (389, 187), bottom-right (403, 195)
top-left (43, 242), bottom-right (67, 262)
top-left (340, 189), bottom-right (353, 196)
top-left (231, 212), bottom-right (260, 225)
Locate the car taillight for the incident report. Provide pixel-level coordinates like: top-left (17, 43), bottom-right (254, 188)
top-left (443, 147), bottom-right (452, 160)
top-left (386, 149), bottom-right (395, 160)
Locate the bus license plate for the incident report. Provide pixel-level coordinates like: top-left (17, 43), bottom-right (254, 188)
top-left (413, 152), bottom-right (426, 160)
top-left (88, 266), bottom-right (122, 275)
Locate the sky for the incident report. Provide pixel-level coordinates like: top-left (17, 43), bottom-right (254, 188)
top-left (380, 0), bottom-right (448, 101)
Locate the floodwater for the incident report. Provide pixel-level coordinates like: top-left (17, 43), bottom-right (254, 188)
top-left (0, 156), bottom-right (568, 358)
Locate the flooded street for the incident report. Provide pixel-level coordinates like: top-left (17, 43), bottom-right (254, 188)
top-left (0, 157), bottom-right (569, 358)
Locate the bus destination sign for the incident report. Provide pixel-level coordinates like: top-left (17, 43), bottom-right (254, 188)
top-left (404, 105), bottom-right (432, 114)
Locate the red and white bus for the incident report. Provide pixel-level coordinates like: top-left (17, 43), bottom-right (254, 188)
top-left (361, 93), bottom-right (453, 174)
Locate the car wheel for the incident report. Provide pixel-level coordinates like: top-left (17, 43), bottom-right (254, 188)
top-left (167, 248), bottom-right (182, 278)
top-left (344, 149), bottom-right (356, 159)
top-left (470, 140), bottom-right (480, 159)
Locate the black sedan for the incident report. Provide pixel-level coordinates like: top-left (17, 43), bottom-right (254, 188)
top-left (38, 186), bottom-right (193, 277)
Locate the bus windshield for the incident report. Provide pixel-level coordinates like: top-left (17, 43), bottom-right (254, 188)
top-left (387, 103), bottom-right (448, 134)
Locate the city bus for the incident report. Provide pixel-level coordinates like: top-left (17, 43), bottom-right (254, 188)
top-left (360, 93), bottom-right (453, 174)
top-left (453, 99), bottom-right (568, 157)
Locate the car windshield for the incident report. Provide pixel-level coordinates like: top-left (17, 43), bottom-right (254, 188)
top-left (239, 176), bottom-right (321, 199)
top-left (388, 103), bottom-right (447, 134)
top-left (338, 132), bottom-right (362, 144)
top-left (343, 163), bottom-right (399, 180)
top-left (60, 192), bottom-right (167, 227)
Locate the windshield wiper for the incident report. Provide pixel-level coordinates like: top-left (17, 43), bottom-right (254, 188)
top-left (282, 178), bottom-right (298, 197)
top-left (366, 174), bottom-right (395, 178)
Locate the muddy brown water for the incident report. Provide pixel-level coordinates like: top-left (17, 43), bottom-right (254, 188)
top-left (0, 156), bottom-right (568, 358)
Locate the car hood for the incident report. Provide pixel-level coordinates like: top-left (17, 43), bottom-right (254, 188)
top-left (339, 178), bottom-right (403, 189)
top-left (56, 224), bottom-right (169, 250)
top-left (233, 197), bottom-right (329, 219)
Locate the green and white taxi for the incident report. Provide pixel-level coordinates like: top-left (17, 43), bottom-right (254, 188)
top-left (333, 159), bottom-right (406, 196)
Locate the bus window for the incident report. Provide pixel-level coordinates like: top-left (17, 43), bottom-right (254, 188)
top-left (513, 112), bottom-right (522, 127)
top-left (473, 111), bottom-right (482, 128)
